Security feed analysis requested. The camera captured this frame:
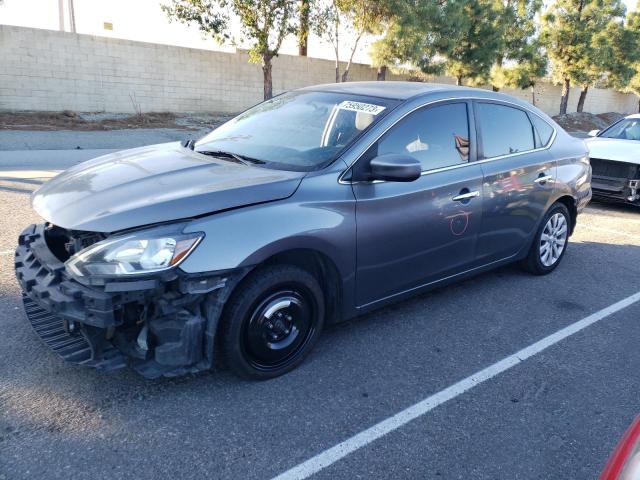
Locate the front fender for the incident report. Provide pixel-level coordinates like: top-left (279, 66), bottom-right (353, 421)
top-left (179, 173), bottom-right (356, 281)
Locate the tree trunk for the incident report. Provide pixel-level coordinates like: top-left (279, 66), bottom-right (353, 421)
top-left (576, 85), bottom-right (588, 113)
top-left (492, 85), bottom-right (500, 92)
top-left (334, 61), bottom-right (340, 83)
top-left (262, 60), bottom-right (273, 100)
top-left (577, 85), bottom-right (589, 112)
top-left (559, 78), bottom-right (570, 115)
top-left (456, 76), bottom-right (463, 86)
top-left (341, 31), bottom-right (364, 83)
top-left (531, 85), bottom-right (536, 107)
top-left (377, 66), bottom-right (387, 81)
top-left (298, 0), bottom-right (309, 56)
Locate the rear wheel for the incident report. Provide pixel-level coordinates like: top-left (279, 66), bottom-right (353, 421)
top-left (219, 264), bottom-right (325, 379)
top-left (521, 202), bottom-right (571, 275)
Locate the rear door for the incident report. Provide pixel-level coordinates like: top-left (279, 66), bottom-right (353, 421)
top-left (474, 101), bottom-right (557, 264)
top-left (352, 101), bottom-right (484, 307)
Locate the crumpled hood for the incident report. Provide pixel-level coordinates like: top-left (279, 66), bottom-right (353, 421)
top-left (585, 137), bottom-right (640, 165)
top-left (32, 142), bottom-right (304, 232)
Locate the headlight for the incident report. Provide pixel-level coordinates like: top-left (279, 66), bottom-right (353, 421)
top-left (66, 230), bottom-right (203, 278)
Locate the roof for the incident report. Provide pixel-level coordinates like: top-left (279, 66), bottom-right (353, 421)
top-left (298, 81), bottom-right (538, 112)
top-left (300, 81), bottom-right (472, 100)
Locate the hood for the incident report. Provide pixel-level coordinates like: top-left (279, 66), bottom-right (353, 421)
top-left (585, 137), bottom-right (640, 165)
top-left (32, 142), bottom-right (305, 232)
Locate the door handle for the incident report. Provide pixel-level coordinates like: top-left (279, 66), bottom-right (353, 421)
top-left (534, 174), bottom-right (553, 184)
top-left (452, 190), bottom-right (480, 202)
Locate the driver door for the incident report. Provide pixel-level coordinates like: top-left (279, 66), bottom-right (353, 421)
top-left (351, 101), bottom-right (484, 307)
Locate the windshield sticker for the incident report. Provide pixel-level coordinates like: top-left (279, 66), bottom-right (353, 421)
top-left (337, 101), bottom-right (386, 115)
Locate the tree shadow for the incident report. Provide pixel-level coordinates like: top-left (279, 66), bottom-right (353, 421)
top-left (0, 176), bottom-right (45, 195)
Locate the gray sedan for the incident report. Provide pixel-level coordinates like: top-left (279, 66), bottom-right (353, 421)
top-left (15, 82), bottom-right (592, 379)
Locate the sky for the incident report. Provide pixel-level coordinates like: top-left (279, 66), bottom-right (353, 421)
top-left (0, 0), bottom-right (637, 66)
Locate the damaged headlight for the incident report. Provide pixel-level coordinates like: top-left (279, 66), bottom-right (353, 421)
top-left (66, 229), bottom-right (203, 278)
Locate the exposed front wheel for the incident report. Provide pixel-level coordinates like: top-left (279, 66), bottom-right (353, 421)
top-left (521, 202), bottom-right (571, 275)
top-left (220, 265), bottom-right (325, 379)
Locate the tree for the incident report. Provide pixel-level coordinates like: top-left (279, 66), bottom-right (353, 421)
top-left (298, 0), bottom-right (310, 56)
top-left (491, 53), bottom-right (547, 104)
top-left (370, 0), bottom-right (446, 76)
top-left (541, 0), bottom-right (626, 114)
top-left (606, 6), bottom-right (640, 110)
top-left (162, 0), bottom-right (298, 100)
top-left (370, 0), bottom-right (503, 86)
top-left (490, 0), bottom-right (544, 92)
top-left (440, 0), bottom-right (503, 86)
top-left (311, 1), bottom-right (342, 82)
top-left (312, 0), bottom-right (393, 83)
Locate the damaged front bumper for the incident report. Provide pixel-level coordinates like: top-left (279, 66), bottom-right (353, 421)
top-left (15, 224), bottom-right (244, 378)
top-left (590, 158), bottom-right (640, 205)
top-left (592, 177), bottom-right (640, 204)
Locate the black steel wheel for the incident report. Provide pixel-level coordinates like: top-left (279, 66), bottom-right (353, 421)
top-left (219, 264), bottom-right (325, 379)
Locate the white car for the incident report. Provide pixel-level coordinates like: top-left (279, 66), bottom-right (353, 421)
top-left (586, 114), bottom-right (640, 205)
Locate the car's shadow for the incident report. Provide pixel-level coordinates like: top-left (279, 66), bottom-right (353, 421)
top-left (588, 198), bottom-right (640, 215)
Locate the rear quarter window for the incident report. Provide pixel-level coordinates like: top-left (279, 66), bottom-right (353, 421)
top-left (530, 114), bottom-right (555, 147)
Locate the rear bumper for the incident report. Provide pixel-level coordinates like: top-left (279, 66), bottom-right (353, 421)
top-left (15, 224), bottom-right (241, 378)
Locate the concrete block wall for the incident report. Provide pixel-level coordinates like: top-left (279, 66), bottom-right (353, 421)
top-left (0, 25), bottom-right (638, 117)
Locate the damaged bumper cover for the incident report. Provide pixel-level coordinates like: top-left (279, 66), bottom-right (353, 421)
top-left (590, 158), bottom-right (640, 204)
top-left (15, 224), bottom-right (244, 378)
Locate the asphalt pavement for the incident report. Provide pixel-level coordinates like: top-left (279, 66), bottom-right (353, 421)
top-left (1, 150), bottom-right (640, 479)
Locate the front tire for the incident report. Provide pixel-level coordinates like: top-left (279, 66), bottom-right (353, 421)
top-left (521, 202), bottom-right (571, 275)
top-left (219, 264), bottom-right (325, 380)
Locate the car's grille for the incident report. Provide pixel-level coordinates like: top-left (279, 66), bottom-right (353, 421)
top-left (22, 294), bottom-right (126, 370)
top-left (590, 158), bottom-right (640, 179)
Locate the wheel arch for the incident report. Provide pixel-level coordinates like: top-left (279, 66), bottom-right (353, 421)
top-left (233, 243), bottom-right (346, 325)
top-left (553, 194), bottom-right (578, 235)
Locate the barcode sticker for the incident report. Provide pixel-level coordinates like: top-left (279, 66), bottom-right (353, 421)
top-left (337, 101), bottom-right (386, 115)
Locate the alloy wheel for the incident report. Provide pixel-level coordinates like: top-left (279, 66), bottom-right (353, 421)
top-left (539, 212), bottom-right (568, 267)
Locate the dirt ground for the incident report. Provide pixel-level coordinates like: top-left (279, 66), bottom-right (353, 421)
top-left (0, 111), bottom-right (233, 131)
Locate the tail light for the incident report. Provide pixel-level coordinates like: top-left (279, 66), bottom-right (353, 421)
top-left (600, 416), bottom-right (640, 480)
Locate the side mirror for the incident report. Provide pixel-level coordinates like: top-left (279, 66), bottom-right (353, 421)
top-left (588, 129), bottom-right (600, 137)
top-left (368, 154), bottom-right (421, 182)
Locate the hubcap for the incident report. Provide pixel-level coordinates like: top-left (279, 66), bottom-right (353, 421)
top-left (539, 212), bottom-right (568, 267)
top-left (242, 289), bottom-right (316, 371)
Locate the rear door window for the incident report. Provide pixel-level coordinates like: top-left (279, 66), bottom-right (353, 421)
top-left (476, 103), bottom-right (535, 159)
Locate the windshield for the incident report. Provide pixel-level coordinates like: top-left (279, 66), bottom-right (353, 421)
top-left (195, 91), bottom-right (397, 171)
top-left (599, 118), bottom-right (640, 140)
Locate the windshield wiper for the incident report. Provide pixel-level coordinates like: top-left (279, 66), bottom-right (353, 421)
top-left (197, 150), bottom-right (266, 166)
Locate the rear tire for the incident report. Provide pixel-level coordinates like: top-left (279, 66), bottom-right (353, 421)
top-left (219, 264), bottom-right (325, 380)
top-left (521, 202), bottom-right (571, 275)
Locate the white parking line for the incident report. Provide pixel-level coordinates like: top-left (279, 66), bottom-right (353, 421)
top-left (0, 250), bottom-right (13, 256)
top-left (272, 291), bottom-right (640, 480)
